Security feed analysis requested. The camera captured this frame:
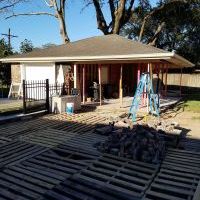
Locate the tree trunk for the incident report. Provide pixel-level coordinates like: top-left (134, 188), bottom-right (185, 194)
top-left (148, 22), bottom-right (166, 46)
top-left (57, 13), bottom-right (70, 43)
top-left (113, 0), bottom-right (126, 34)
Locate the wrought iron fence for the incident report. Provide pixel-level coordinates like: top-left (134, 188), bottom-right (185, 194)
top-left (22, 79), bottom-right (66, 114)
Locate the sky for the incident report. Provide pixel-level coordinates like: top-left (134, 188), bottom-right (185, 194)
top-left (0, 0), bottom-right (157, 51)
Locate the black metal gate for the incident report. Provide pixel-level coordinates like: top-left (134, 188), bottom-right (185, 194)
top-left (22, 79), bottom-right (50, 114)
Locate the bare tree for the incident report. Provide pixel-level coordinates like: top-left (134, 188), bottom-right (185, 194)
top-left (6, 0), bottom-right (70, 43)
top-left (0, 0), bottom-right (22, 13)
top-left (86, 0), bottom-right (135, 35)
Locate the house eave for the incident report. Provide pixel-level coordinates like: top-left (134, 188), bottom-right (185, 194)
top-left (0, 52), bottom-right (194, 68)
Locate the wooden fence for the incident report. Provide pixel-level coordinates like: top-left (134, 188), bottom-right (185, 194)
top-left (167, 73), bottom-right (200, 88)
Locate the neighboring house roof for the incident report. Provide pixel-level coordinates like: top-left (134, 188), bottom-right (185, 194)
top-left (0, 34), bottom-right (193, 68)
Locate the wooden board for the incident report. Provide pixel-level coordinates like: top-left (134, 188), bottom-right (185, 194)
top-left (0, 141), bottom-right (47, 168)
top-left (144, 148), bottom-right (200, 200)
top-left (44, 153), bottom-right (159, 200)
top-left (0, 148), bottom-right (96, 200)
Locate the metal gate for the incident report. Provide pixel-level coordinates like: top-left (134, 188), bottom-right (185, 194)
top-left (22, 79), bottom-right (64, 114)
top-left (23, 79), bottom-right (49, 114)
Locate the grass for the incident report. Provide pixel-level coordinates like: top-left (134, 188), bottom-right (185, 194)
top-left (183, 94), bottom-right (200, 113)
top-left (0, 101), bottom-right (23, 115)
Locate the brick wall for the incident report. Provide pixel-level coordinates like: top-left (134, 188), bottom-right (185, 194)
top-left (11, 64), bottom-right (21, 83)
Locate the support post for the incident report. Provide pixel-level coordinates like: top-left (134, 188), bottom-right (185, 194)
top-left (164, 64), bottom-right (168, 97)
top-left (73, 64), bottom-right (77, 88)
top-left (119, 64), bottom-right (123, 106)
top-left (180, 68), bottom-right (183, 97)
top-left (137, 64), bottom-right (141, 85)
top-left (149, 63), bottom-right (153, 81)
top-left (161, 64), bottom-right (164, 96)
top-left (147, 63), bottom-right (150, 112)
top-left (156, 64), bottom-right (160, 94)
top-left (22, 79), bottom-right (26, 114)
top-left (98, 64), bottom-right (102, 106)
top-left (46, 79), bottom-right (50, 113)
top-left (83, 65), bottom-right (85, 104)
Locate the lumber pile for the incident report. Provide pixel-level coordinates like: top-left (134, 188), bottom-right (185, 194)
top-left (94, 123), bottom-right (166, 164)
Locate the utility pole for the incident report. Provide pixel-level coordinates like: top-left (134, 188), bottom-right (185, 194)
top-left (1, 28), bottom-right (18, 51)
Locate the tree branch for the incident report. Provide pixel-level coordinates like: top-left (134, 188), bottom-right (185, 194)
top-left (120, 0), bottom-right (135, 29)
top-left (92, 0), bottom-right (109, 34)
top-left (138, 0), bottom-right (188, 41)
top-left (109, 0), bottom-right (115, 22)
top-left (113, 0), bottom-right (126, 34)
top-left (60, 0), bottom-right (65, 16)
top-left (51, 0), bottom-right (60, 14)
top-left (148, 21), bottom-right (166, 46)
top-left (43, 0), bottom-right (53, 7)
top-left (5, 12), bottom-right (56, 19)
top-left (0, 0), bottom-right (21, 11)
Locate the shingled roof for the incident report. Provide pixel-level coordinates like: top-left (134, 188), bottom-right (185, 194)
top-left (0, 34), bottom-right (193, 67)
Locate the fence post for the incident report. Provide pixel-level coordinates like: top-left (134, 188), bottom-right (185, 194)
top-left (22, 80), bottom-right (27, 114)
top-left (46, 79), bottom-right (50, 113)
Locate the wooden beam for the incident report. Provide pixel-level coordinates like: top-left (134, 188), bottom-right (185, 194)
top-left (137, 63), bottom-right (141, 85)
top-left (180, 67), bottom-right (183, 97)
top-left (83, 64), bottom-right (85, 104)
top-left (164, 64), bottom-right (168, 96)
top-left (149, 63), bottom-right (153, 81)
top-left (73, 64), bottom-right (77, 88)
top-left (98, 64), bottom-right (102, 106)
top-left (156, 64), bottom-right (160, 94)
top-left (161, 64), bottom-right (164, 96)
top-left (119, 64), bottom-right (123, 106)
top-left (147, 63), bottom-right (150, 112)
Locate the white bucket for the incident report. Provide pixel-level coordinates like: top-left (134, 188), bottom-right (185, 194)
top-left (66, 102), bottom-right (74, 114)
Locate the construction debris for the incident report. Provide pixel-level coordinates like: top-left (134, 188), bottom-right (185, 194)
top-left (94, 123), bottom-right (166, 164)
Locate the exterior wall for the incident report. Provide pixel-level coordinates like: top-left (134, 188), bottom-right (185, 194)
top-left (11, 64), bottom-right (21, 83)
top-left (22, 63), bottom-right (56, 84)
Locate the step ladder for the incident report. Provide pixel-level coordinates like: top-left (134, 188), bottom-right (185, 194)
top-left (129, 73), bottom-right (159, 122)
top-left (8, 82), bottom-right (22, 99)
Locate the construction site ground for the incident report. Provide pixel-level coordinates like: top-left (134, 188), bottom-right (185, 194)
top-left (0, 100), bottom-right (199, 200)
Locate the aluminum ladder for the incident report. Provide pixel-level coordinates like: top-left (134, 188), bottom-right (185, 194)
top-left (128, 72), bottom-right (159, 122)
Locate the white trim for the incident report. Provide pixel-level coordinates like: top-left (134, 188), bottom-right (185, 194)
top-left (1, 52), bottom-right (194, 67)
top-left (0, 53), bottom-right (174, 62)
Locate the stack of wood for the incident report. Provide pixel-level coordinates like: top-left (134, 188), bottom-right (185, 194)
top-left (94, 124), bottom-right (166, 164)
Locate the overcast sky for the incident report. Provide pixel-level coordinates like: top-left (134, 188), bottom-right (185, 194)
top-left (0, 0), bottom-right (157, 51)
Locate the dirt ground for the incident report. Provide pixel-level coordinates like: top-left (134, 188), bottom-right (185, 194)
top-left (147, 99), bottom-right (200, 139)
top-left (164, 110), bottom-right (200, 139)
